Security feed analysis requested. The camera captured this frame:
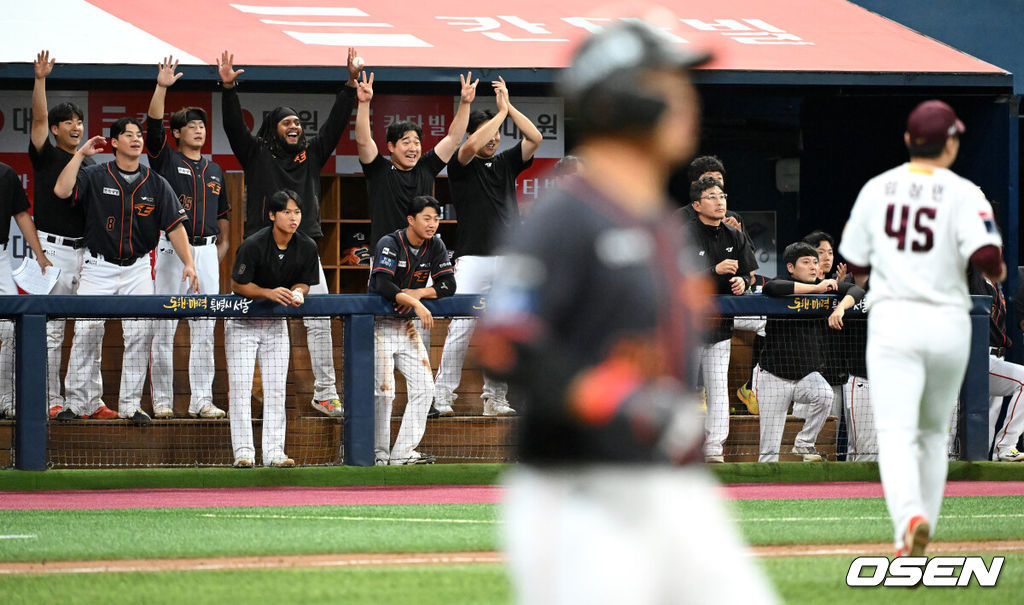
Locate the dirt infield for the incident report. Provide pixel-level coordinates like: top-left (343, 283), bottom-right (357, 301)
top-left (3, 541), bottom-right (1023, 575)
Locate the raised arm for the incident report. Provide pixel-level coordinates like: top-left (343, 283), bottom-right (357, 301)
top-left (310, 47), bottom-right (361, 162)
top-left (355, 71), bottom-right (378, 164)
top-left (457, 92), bottom-right (508, 165)
top-left (148, 56), bottom-right (181, 121)
top-left (497, 77), bottom-right (542, 162)
top-left (217, 51), bottom-right (257, 163)
top-left (30, 50), bottom-right (55, 152)
top-left (54, 135), bottom-right (103, 199)
top-left (434, 72), bottom-right (478, 163)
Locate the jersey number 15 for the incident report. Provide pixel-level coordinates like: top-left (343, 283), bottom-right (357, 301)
top-left (885, 203), bottom-right (936, 252)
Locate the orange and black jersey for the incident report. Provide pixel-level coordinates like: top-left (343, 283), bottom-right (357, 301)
top-left (146, 117), bottom-right (228, 238)
top-left (969, 265), bottom-right (1011, 349)
top-left (70, 162), bottom-right (186, 261)
top-left (369, 229), bottom-right (455, 303)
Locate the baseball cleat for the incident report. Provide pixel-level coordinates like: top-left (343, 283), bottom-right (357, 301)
top-left (190, 404), bottom-right (227, 419)
top-left (90, 405), bottom-right (119, 420)
top-left (705, 454), bottom-right (725, 464)
top-left (996, 449), bottom-right (1024, 462)
top-left (48, 405), bottom-right (63, 419)
top-left (267, 456), bottom-right (296, 468)
top-left (791, 445), bottom-right (823, 462)
top-left (737, 381), bottom-right (759, 415)
top-left (311, 397), bottom-right (344, 417)
top-left (431, 395), bottom-right (455, 417)
top-left (482, 396), bottom-right (515, 417)
top-left (232, 458), bottom-right (254, 468)
top-left (129, 410), bottom-right (152, 426)
top-left (152, 405), bottom-right (174, 419)
top-left (900, 515), bottom-right (930, 557)
top-left (390, 452), bottom-right (436, 465)
top-left (56, 408), bottom-right (78, 421)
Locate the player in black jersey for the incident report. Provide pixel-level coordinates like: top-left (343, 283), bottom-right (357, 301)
top-left (369, 196), bottom-right (455, 465)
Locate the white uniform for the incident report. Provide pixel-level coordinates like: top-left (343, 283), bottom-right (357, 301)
top-left (839, 161), bottom-right (1001, 549)
top-left (374, 318), bottom-right (433, 464)
top-left (0, 243), bottom-right (17, 415)
top-left (37, 231), bottom-right (86, 410)
top-left (843, 375), bottom-right (876, 461)
top-left (151, 234), bottom-right (220, 414)
top-left (751, 364), bottom-right (833, 462)
top-left (226, 318), bottom-right (290, 465)
top-left (988, 355), bottom-right (1024, 460)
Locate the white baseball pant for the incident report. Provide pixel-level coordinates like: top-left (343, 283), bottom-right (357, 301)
top-left (304, 258), bottom-right (339, 401)
top-left (64, 254), bottom-right (154, 417)
top-left (752, 365), bottom-right (833, 462)
top-left (38, 231), bottom-right (85, 409)
top-left (989, 355), bottom-right (1024, 460)
top-left (0, 243), bottom-right (17, 414)
top-left (226, 318), bottom-right (289, 465)
top-left (502, 465), bottom-right (779, 605)
top-left (151, 237), bottom-right (219, 413)
top-left (434, 255), bottom-right (508, 403)
top-left (699, 338), bottom-right (732, 457)
top-left (844, 375), bottom-right (876, 461)
top-left (375, 318), bottom-right (432, 463)
top-left (867, 301), bottom-right (969, 549)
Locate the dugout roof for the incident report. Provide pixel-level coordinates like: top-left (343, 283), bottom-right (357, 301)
top-left (0, 0), bottom-right (1010, 88)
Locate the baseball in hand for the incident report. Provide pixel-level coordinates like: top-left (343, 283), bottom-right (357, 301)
top-left (291, 289), bottom-right (304, 305)
top-left (352, 56), bottom-right (365, 70)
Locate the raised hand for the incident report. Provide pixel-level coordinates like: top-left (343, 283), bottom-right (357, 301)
top-left (459, 71), bottom-right (479, 104)
top-left (34, 50), bottom-right (54, 79)
top-left (346, 47), bottom-right (363, 81)
top-left (217, 51), bottom-right (244, 86)
top-left (493, 77), bottom-right (509, 112)
top-left (80, 135), bottom-right (107, 156)
top-left (356, 71), bottom-right (374, 103)
top-left (156, 55), bottom-right (182, 88)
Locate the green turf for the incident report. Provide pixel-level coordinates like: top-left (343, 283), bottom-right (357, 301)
top-left (711, 460), bottom-right (1024, 483)
top-left (0, 564), bottom-right (513, 605)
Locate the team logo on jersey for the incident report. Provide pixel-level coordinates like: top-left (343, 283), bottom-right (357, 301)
top-left (134, 202), bottom-right (156, 217)
top-left (698, 250), bottom-right (705, 256)
top-left (179, 194), bottom-right (193, 211)
top-left (485, 162), bottom-right (492, 168)
top-left (413, 269), bottom-right (430, 283)
top-left (103, 187), bottom-right (119, 196)
top-left (278, 253), bottom-right (284, 260)
top-left (726, 246), bottom-right (733, 252)
top-left (207, 181), bottom-right (222, 195)
top-left (177, 166), bottom-right (193, 176)
top-left (979, 210), bottom-right (997, 233)
top-left (293, 151), bottom-right (307, 163)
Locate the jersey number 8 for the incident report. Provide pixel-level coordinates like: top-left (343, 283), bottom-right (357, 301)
top-left (885, 203), bottom-right (936, 252)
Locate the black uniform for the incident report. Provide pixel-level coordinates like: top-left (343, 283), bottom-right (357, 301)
top-left (28, 138), bottom-right (93, 238)
top-left (222, 86), bottom-right (356, 240)
top-left (146, 117), bottom-right (229, 239)
top-left (363, 151), bottom-right (447, 248)
top-left (679, 204), bottom-right (758, 272)
top-left (448, 141), bottom-right (533, 258)
top-left (687, 219), bottom-right (755, 342)
top-left (368, 229), bottom-right (455, 301)
top-left (760, 278), bottom-right (865, 381)
top-left (232, 226), bottom-right (320, 289)
top-left (476, 179), bottom-right (706, 465)
top-left (70, 162), bottom-right (185, 262)
top-left (0, 162), bottom-right (30, 243)
top-left (969, 266), bottom-right (1012, 351)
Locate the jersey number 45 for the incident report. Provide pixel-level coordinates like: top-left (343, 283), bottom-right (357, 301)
top-left (885, 203), bottom-right (936, 252)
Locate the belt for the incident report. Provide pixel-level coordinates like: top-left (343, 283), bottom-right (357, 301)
top-left (45, 234), bottom-right (86, 249)
top-left (164, 232), bottom-right (217, 246)
top-left (991, 347), bottom-right (1006, 358)
top-left (89, 250), bottom-right (143, 267)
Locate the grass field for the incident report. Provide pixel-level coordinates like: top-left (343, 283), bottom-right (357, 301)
top-left (2, 463), bottom-right (1022, 604)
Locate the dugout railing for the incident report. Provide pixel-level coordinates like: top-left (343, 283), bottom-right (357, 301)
top-left (1, 293), bottom-right (992, 470)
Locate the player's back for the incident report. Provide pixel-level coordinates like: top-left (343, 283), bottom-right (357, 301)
top-left (840, 163), bottom-right (1000, 311)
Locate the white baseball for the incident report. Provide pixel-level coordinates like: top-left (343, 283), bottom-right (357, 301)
top-left (292, 289), bottom-right (304, 304)
top-left (352, 56), bottom-right (365, 70)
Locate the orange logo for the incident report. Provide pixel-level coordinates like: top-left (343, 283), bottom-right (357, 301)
top-left (207, 181), bottom-right (222, 195)
top-left (412, 269), bottom-right (430, 283)
top-left (134, 202), bottom-right (156, 217)
top-left (178, 194), bottom-right (193, 211)
top-left (293, 151), bottom-right (307, 164)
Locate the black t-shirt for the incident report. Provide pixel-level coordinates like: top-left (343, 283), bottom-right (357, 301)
top-left (481, 178), bottom-right (705, 465)
top-left (71, 162), bottom-right (185, 260)
top-left (146, 117), bottom-right (229, 237)
top-left (363, 151), bottom-right (446, 247)
top-left (28, 138), bottom-right (93, 237)
top-left (222, 86), bottom-right (356, 240)
top-left (232, 226), bottom-right (320, 290)
top-left (448, 141), bottom-right (533, 257)
top-left (0, 162), bottom-right (31, 243)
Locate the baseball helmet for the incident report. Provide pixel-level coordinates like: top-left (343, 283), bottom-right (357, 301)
top-left (558, 20), bottom-right (710, 137)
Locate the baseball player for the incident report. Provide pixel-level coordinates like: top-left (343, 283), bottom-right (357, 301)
top-left (228, 189), bottom-right (319, 468)
top-left (968, 266), bottom-right (1024, 461)
top-left (758, 242), bottom-right (864, 462)
top-left (354, 70), bottom-right (475, 246)
top-left (29, 50), bottom-right (95, 418)
top-left (146, 57), bottom-right (229, 420)
top-left (432, 76), bottom-right (541, 417)
top-left (839, 100), bottom-right (1005, 556)
top-left (475, 22), bottom-right (777, 605)
top-left (219, 49), bottom-right (362, 418)
top-left (369, 195), bottom-right (455, 465)
top-left (0, 161), bottom-right (52, 418)
top-left (686, 176), bottom-right (755, 463)
top-left (53, 118), bottom-right (198, 425)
